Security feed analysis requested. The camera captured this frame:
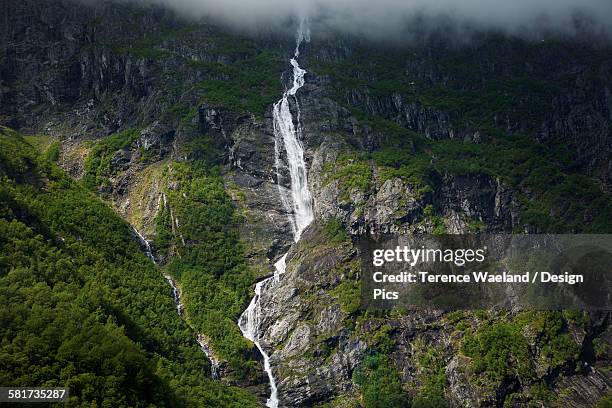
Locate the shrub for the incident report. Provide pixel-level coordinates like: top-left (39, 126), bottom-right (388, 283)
top-left (354, 354), bottom-right (410, 408)
top-left (83, 129), bottom-right (140, 190)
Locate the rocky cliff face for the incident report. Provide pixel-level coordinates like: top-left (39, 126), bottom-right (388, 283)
top-left (1, 1), bottom-right (611, 407)
top-left (249, 67), bottom-right (610, 405)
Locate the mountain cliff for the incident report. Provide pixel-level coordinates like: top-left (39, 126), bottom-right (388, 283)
top-left (1, 0), bottom-right (611, 407)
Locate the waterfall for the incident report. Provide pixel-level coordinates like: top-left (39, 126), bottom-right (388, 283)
top-left (133, 227), bottom-right (185, 316)
top-left (273, 254), bottom-right (288, 283)
top-left (239, 279), bottom-right (279, 407)
top-left (133, 227), bottom-right (156, 264)
top-left (164, 274), bottom-right (183, 316)
top-left (197, 334), bottom-right (221, 380)
top-left (273, 21), bottom-right (314, 242)
top-left (133, 227), bottom-right (220, 378)
top-left (239, 21), bottom-right (314, 408)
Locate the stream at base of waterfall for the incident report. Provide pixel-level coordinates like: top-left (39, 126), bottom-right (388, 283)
top-left (238, 21), bottom-right (314, 408)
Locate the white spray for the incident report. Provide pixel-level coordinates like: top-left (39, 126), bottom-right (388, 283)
top-left (239, 20), bottom-right (314, 408)
top-left (273, 19), bottom-right (314, 242)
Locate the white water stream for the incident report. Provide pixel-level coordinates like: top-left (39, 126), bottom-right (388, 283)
top-left (133, 228), bottom-right (182, 315)
top-left (238, 21), bottom-right (314, 408)
top-left (133, 228), bottom-right (221, 378)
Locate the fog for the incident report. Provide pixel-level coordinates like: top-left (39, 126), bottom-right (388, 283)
top-left (112, 0), bottom-right (612, 40)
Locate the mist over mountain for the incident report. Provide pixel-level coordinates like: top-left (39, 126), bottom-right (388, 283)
top-left (88, 0), bottom-right (612, 40)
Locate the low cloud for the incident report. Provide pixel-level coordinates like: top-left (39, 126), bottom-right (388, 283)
top-left (112, 0), bottom-right (612, 40)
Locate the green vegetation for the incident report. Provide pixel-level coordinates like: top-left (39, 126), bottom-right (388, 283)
top-left (76, 44), bottom-right (267, 375)
top-left (111, 26), bottom-right (196, 59)
top-left (176, 131), bottom-right (226, 170)
top-left (353, 353), bottom-right (409, 408)
top-left (330, 260), bottom-right (361, 315)
top-left (593, 337), bottom-right (612, 360)
top-left (323, 153), bottom-right (372, 201)
top-left (528, 382), bottom-right (555, 405)
top-left (23, 134), bottom-right (61, 162)
top-left (462, 322), bottom-right (532, 383)
top-left (311, 37), bottom-right (612, 133)
top-left (412, 396), bottom-right (447, 408)
top-left (597, 394), bottom-right (612, 408)
top-left (83, 128), bottom-right (140, 191)
top-left (321, 116), bottom-right (611, 232)
top-left (5, 19), bottom-right (609, 407)
top-left (461, 312), bottom-right (579, 388)
top-left (373, 148), bottom-right (430, 187)
top-left (323, 217), bottom-right (350, 244)
top-left (158, 162), bottom-right (256, 379)
top-left (45, 140), bottom-right (61, 162)
top-left (331, 279), bottom-right (361, 314)
top-left (194, 50), bottom-right (284, 116)
top-left (311, 37), bottom-right (612, 233)
top-left (0, 127), bottom-right (257, 407)
top-left (153, 197), bottom-right (173, 260)
top-left (526, 312), bottom-right (581, 368)
top-left (423, 205), bottom-right (446, 235)
top-left (466, 218), bottom-right (486, 232)
top-left (362, 126), bottom-right (610, 232)
top-left (351, 322), bottom-right (413, 407)
top-left (23, 134), bottom-right (53, 152)
top-left (108, 21), bottom-right (283, 117)
top-left (113, 37), bottom-right (171, 59)
top-left (411, 342), bottom-right (448, 408)
top-left (428, 137), bottom-right (611, 232)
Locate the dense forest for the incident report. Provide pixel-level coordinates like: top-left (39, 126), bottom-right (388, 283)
top-left (0, 126), bottom-right (258, 407)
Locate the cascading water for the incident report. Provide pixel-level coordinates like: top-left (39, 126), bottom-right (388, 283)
top-left (197, 334), bottom-right (221, 380)
top-left (164, 275), bottom-right (183, 316)
top-left (238, 21), bottom-right (314, 408)
top-left (133, 228), bottom-right (220, 378)
top-left (133, 227), bottom-right (156, 264)
top-left (273, 21), bottom-right (314, 241)
top-left (239, 279), bottom-right (279, 407)
top-left (133, 227), bottom-right (183, 316)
